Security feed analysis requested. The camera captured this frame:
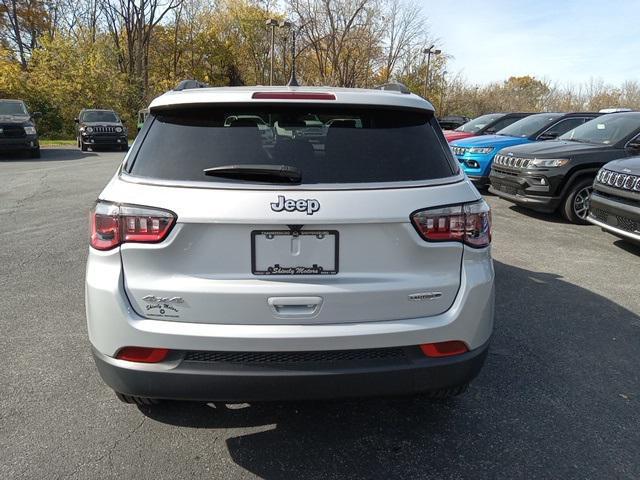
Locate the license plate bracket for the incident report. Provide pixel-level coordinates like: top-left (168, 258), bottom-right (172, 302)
top-left (251, 230), bottom-right (339, 275)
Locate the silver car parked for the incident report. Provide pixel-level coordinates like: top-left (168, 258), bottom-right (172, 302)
top-left (86, 84), bottom-right (494, 405)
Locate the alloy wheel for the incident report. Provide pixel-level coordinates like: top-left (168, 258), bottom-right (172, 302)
top-left (573, 186), bottom-right (593, 220)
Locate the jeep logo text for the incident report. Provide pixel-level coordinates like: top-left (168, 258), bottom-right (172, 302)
top-left (270, 195), bottom-right (320, 215)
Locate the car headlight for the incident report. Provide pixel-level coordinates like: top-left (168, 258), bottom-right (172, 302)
top-left (85, 126), bottom-right (93, 133)
top-left (527, 158), bottom-right (569, 168)
top-left (468, 147), bottom-right (494, 154)
top-left (115, 126), bottom-right (123, 133)
top-left (24, 126), bottom-right (37, 135)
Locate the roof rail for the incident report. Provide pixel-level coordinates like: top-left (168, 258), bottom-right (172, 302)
top-left (373, 82), bottom-right (411, 94)
top-left (173, 80), bottom-right (209, 91)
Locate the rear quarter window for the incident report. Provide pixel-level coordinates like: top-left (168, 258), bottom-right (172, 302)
top-left (127, 105), bottom-right (458, 185)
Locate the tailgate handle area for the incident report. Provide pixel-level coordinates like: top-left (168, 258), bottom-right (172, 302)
top-left (268, 297), bottom-right (323, 317)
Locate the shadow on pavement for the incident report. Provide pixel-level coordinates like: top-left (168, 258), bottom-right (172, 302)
top-left (0, 147), bottom-right (98, 162)
top-left (507, 204), bottom-right (568, 224)
top-left (612, 239), bottom-right (640, 256)
top-left (140, 261), bottom-right (640, 479)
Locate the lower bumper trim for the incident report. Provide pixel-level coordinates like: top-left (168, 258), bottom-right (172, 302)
top-left (488, 184), bottom-right (558, 212)
top-left (587, 215), bottom-right (640, 243)
top-left (92, 340), bottom-right (490, 402)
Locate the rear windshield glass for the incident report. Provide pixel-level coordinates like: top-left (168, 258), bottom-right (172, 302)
top-left (81, 111), bottom-right (118, 123)
top-left (455, 113), bottom-right (503, 133)
top-left (128, 106), bottom-right (456, 185)
top-left (496, 113), bottom-right (562, 138)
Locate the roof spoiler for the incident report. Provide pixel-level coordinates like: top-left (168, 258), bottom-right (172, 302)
top-left (373, 82), bottom-right (411, 94)
top-left (173, 80), bottom-right (209, 91)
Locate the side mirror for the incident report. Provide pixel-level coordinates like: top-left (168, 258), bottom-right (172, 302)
top-left (538, 132), bottom-right (558, 141)
top-left (484, 128), bottom-right (496, 134)
top-left (32, 111), bottom-right (42, 118)
top-left (626, 139), bottom-right (640, 152)
top-left (74, 118), bottom-right (79, 123)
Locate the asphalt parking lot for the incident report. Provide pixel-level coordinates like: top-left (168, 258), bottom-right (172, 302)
top-left (1, 147), bottom-right (639, 479)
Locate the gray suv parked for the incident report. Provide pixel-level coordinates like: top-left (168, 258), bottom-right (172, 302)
top-left (86, 85), bottom-right (494, 405)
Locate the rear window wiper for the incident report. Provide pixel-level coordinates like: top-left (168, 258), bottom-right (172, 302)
top-left (203, 164), bottom-right (302, 183)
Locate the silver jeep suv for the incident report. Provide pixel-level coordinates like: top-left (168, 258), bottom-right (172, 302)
top-left (86, 84), bottom-right (494, 405)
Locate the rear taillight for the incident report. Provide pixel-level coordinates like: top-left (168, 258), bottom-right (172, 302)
top-left (411, 200), bottom-right (491, 248)
top-left (116, 347), bottom-right (170, 363)
top-left (90, 202), bottom-right (176, 250)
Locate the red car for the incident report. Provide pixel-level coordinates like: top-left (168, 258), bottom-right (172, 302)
top-left (444, 112), bottom-right (533, 142)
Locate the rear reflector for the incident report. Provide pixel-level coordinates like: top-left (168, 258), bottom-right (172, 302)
top-left (411, 199), bottom-right (491, 248)
top-left (252, 92), bottom-right (336, 100)
top-left (90, 202), bottom-right (176, 250)
top-left (116, 347), bottom-right (170, 363)
top-left (420, 341), bottom-right (469, 358)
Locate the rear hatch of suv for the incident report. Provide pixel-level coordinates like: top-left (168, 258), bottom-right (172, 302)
top-left (104, 96), bottom-right (480, 325)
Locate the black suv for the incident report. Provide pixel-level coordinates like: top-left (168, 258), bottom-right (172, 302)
top-left (588, 156), bottom-right (640, 244)
top-left (75, 109), bottom-right (128, 151)
top-left (489, 112), bottom-right (640, 224)
top-left (0, 99), bottom-right (40, 158)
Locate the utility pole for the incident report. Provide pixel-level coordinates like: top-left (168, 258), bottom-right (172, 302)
top-left (422, 45), bottom-right (442, 98)
top-left (265, 19), bottom-right (278, 85)
top-left (440, 70), bottom-right (448, 117)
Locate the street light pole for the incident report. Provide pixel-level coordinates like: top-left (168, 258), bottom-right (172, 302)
top-left (422, 45), bottom-right (442, 98)
top-left (265, 19), bottom-right (279, 85)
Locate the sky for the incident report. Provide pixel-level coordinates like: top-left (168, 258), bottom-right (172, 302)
top-left (421, 0), bottom-right (640, 86)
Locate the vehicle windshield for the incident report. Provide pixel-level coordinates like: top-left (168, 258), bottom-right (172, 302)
top-left (496, 113), bottom-right (563, 138)
top-left (559, 113), bottom-right (640, 145)
top-left (455, 114), bottom-right (503, 133)
top-left (0, 101), bottom-right (27, 115)
top-left (81, 111), bottom-right (119, 123)
top-left (128, 106), bottom-right (457, 185)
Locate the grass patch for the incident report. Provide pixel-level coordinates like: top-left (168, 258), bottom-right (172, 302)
top-left (40, 139), bottom-right (77, 146)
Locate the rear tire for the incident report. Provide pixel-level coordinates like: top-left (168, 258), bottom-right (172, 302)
top-left (561, 177), bottom-right (593, 225)
top-left (115, 391), bottom-right (161, 406)
top-left (423, 383), bottom-right (469, 399)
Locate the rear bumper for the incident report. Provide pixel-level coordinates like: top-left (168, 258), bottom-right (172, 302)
top-left (86, 246), bottom-right (494, 356)
top-left (92, 340), bottom-right (490, 401)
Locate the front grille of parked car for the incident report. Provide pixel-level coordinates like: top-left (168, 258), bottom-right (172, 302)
top-left (92, 125), bottom-right (119, 134)
top-left (590, 207), bottom-right (609, 223)
top-left (597, 169), bottom-right (640, 192)
top-left (451, 146), bottom-right (467, 156)
top-left (590, 207), bottom-right (640, 234)
top-left (617, 215), bottom-right (640, 233)
top-left (183, 347), bottom-right (407, 364)
top-left (0, 125), bottom-right (27, 138)
top-left (494, 154), bottom-right (531, 169)
top-left (491, 166), bottom-right (519, 177)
